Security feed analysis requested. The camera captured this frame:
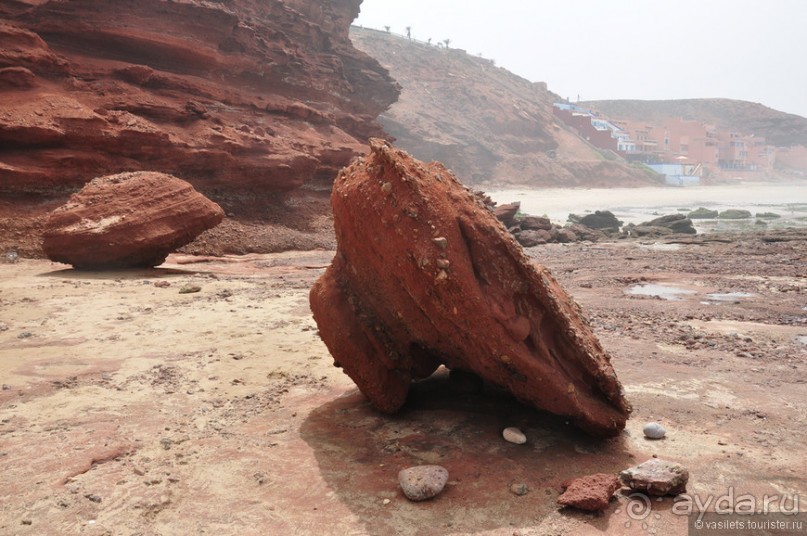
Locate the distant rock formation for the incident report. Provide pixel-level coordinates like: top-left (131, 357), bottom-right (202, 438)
top-left (625, 214), bottom-right (697, 237)
top-left (310, 140), bottom-right (631, 437)
top-left (569, 210), bottom-right (623, 233)
top-left (43, 172), bottom-right (224, 269)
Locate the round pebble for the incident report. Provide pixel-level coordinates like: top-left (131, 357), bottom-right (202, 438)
top-left (502, 427), bottom-right (527, 444)
top-left (643, 422), bottom-right (666, 439)
top-left (398, 465), bottom-right (448, 501)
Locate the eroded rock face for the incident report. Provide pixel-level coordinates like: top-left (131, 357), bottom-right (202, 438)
top-left (43, 171), bottom-right (224, 269)
top-left (0, 1), bottom-right (399, 198)
top-left (309, 140), bottom-right (631, 437)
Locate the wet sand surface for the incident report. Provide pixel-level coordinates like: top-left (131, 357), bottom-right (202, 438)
top-left (0, 235), bottom-right (805, 535)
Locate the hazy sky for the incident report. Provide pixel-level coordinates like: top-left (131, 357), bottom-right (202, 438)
top-left (355, 0), bottom-right (807, 118)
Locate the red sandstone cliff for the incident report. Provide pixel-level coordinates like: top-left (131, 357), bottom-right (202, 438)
top-left (0, 0), bottom-right (399, 255)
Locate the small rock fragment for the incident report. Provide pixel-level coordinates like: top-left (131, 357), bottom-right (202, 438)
top-left (502, 427), bottom-right (527, 444)
top-left (619, 458), bottom-right (689, 496)
top-left (2, 250), bottom-right (19, 263)
top-left (510, 483), bottom-right (529, 496)
top-left (557, 473), bottom-right (620, 511)
top-left (85, 494), bottom-right (102, 503)
top-left (154, 281), bottom-right (171, 288)
top-left (179, 285), bottom-right (201, 294)
top-left (398, 465), bottom-right (449, 501)
top-left (643, 422), bottom-right (666, 439)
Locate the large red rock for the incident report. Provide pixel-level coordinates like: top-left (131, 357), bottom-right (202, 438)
top-left (310, 140), bottom-right (631, 437)
top-left (43, 171), bottom-right (224, 269)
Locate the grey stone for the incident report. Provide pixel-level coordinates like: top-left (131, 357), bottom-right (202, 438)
top-left (643, 422), bottom-right (666, 439)
top-left (398, 465), bottom-right (448, 501)
top-left (619, 458), bottom-right (689, 496)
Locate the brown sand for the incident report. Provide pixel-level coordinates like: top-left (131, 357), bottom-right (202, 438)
top-left (0, 235), bottom-right (805, 535)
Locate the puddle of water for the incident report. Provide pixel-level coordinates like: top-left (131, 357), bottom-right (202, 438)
top-left (704, 292), bottom-right (755, 302)
top-left (626, 283), bottom-right (696, 301)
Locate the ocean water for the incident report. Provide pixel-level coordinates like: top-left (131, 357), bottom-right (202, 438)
top-left (487, 182), bottom-right (807, 231)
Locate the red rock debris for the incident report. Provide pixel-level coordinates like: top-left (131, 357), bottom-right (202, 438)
top-left (557, 473), bottom-right (621, 511)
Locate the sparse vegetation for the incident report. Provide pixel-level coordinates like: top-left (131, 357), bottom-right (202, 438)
top-left (383, 25), bottom-right (390, 33)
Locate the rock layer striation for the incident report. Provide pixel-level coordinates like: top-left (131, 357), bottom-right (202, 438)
top-left (310, 140), bottom-right (631, 437)
top-left (0, 1), bottom-right (399, 200)
top-left (43, 171), bottom-right (224, 269)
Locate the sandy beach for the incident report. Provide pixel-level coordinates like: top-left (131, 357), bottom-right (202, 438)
top-left (1, 234), bottom-right (805, 535)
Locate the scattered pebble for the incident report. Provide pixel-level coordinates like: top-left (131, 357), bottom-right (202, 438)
top-left (178, 285), bottom-right (201, 294)
top-left (643, 422), bottom-right (666, 439)
top-left (17, 332), bottom-right (33, 339)
top-left (398, 465), bottom-right (449, 501)
top-left (502, 427), bottom-right (527, 444)
top-left (85, 494), bottom-right (102, 503)
top-left (382, 498), bottom-right (390, 505)
top-left (154, 281), bottom-right (171, 288)
top-left (1, 384), bottom-right (10, 390)
top-left (510, 483), bottom-right (529, 496)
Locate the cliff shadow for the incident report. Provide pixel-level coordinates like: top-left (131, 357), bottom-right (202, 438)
top-left (299, 367), bottom-right (635, 535)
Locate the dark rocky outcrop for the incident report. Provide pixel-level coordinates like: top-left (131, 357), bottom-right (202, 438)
top-left (688, 207), bottom-right (719, 219)
top-left (569, 210), bottom-right (623, 232)
top-left (493, 202), bottom-right (520, 228)
top-left (43, 171), bottom-right (223, 268)
top-left (310, 140), bottom-right (631, 437)
top-left (625, 213), bottom-right (697, 237)
top-left (719, 209), bottom-right (753, 220)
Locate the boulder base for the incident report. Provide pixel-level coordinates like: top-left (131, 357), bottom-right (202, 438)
top-left (309, 140), bottom-right (631, 437)
top-left (43, 171), bottom-right (223, 269)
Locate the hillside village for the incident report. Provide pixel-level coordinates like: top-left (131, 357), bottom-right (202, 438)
top-left (554, 102), bottom-right (801, 184)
